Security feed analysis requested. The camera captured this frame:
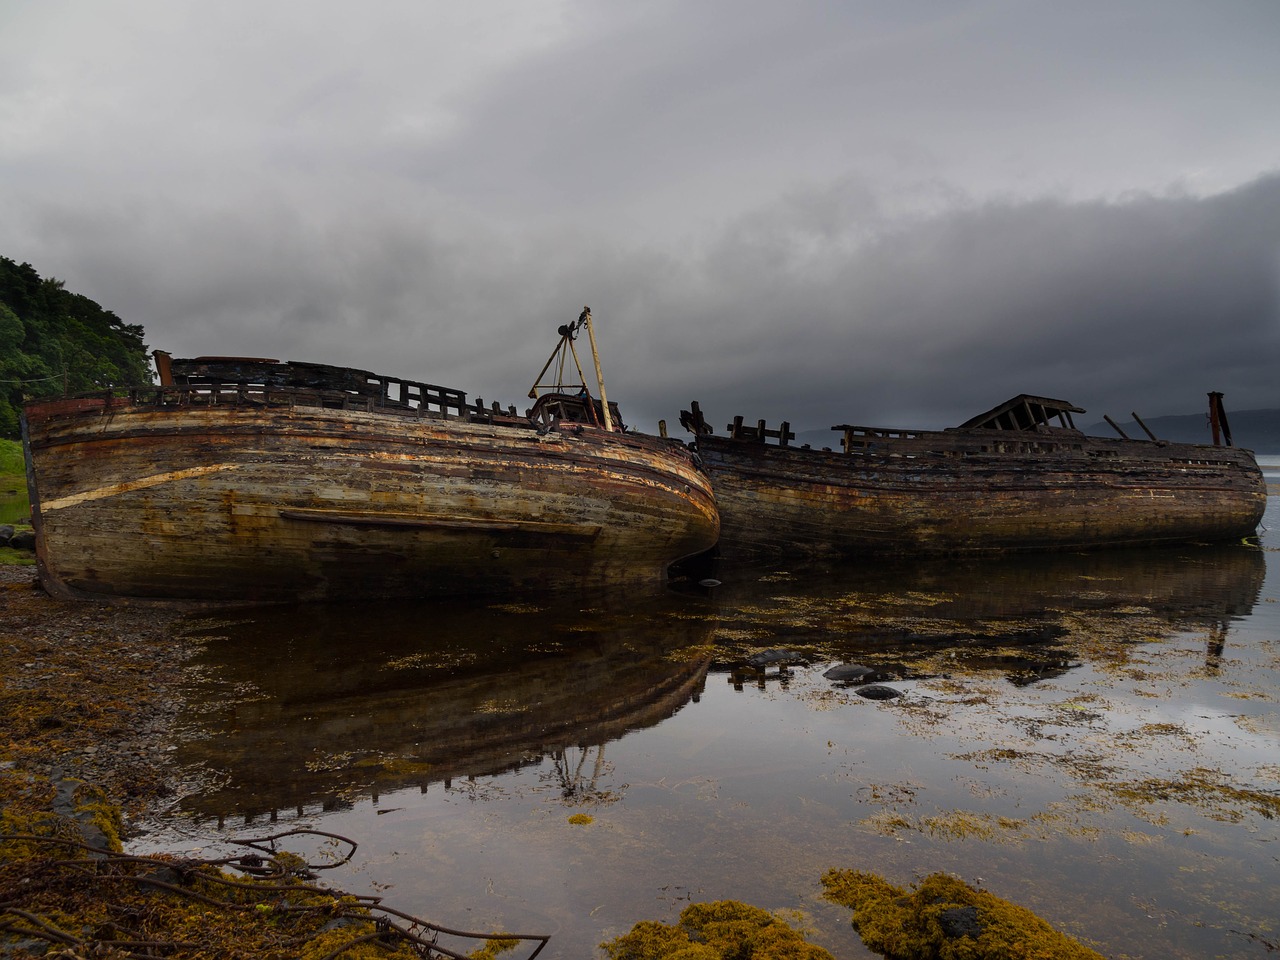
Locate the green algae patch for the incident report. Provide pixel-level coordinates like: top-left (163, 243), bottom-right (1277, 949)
top-left (0, 544), bottom-right (35, 566)
top-left (66, 778), bottom-right (125, 852)
top-left (600, 899), bottom-right (835, 959)
top-left (1103, 765), bottom-right (1280, 823)
top-left (667, 643), bottom-right (718, 663)
top-left (919, 811), bottom-right (1027, 842)
top-left (568, 813), bottom-right (595, 825)
top-left (467, 936), bottom-right (522, 958)
top-left (0, 772), bottom-right (83, 862)
top-left (821, 870), bottom-right (1104, 960)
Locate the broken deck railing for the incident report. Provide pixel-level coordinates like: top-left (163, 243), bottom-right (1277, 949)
top-left (144, 354), bottom-right (524, 423)
top-left (681, 401), bottom-right (796, 445)
top-left (124, 382), bottom-right (522, 422)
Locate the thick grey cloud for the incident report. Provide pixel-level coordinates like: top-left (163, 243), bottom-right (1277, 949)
top-left (1, 1), bottom-right (1277, 435)
top-left (665, 175), bottom-right (1280, 433)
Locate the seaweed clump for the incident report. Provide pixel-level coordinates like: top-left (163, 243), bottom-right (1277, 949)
top-left (1, 769), bottom-right (539, 959)
top-left (1, 795), bottom-right (410, 959)
top-left (821, 870), bottom-right (1104, 960)
top-left (601, 899), bottom-right (834, 959)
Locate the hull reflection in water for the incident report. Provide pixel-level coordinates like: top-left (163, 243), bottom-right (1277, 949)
top-left (707, 541), bottom-right (1265, 685)
top-left (173, 589), bottom-right (714, 822)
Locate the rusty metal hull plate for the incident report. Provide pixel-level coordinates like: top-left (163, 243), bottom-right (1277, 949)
top-left (21, 399), bottom-right (719, 601)
top-left (697, 432), bottom-right (1267, 560)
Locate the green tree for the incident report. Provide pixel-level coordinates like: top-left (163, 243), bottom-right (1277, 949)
top-left (0, 302), bottom-right (32, 437)
top-left (0, 257), bottom-right (153, 439)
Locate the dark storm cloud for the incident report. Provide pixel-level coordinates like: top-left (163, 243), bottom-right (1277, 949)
top-left (606, 174), bottom-right (1280, 433)
top-left (4, 173), bottom-right (1278, 437)
top-left (413, 1), bottom-right (1280, 225)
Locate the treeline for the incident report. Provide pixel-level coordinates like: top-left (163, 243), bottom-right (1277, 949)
top-left (0, 257), bottom-right (153, 439)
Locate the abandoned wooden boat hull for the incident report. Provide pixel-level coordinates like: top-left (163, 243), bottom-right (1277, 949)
top-left (684, 395), bottom-right (1267, 560)
top-left (22, 384), bottom-right (719, 602)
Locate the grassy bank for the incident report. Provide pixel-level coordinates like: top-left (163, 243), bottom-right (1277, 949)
top-left (1, 439), bottom-right (33, 566)
top-left (1, 438), bottom-right (29, 524)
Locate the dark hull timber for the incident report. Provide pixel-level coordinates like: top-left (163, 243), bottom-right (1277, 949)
top-left (21, 363), bottom-right (719, 602)
top-left (683, 394), bottom-right (1267, 561)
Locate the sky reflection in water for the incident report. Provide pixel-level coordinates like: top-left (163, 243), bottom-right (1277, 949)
top-left (150, 479), bottom-right (1280, 959)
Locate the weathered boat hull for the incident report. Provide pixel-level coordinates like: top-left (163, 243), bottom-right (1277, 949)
top-left (22, 391), bottom-right (719, 601)
top-left (690, 404), bottom-right (1267, 561)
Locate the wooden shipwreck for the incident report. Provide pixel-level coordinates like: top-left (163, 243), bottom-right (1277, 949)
top-left (20, 309), bottom-right (719, 601)
top-left (680, 393), bottom-right (1266, 561)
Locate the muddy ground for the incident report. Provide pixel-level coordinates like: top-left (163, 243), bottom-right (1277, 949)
top-left (0, 565), bottom-right (205, 824)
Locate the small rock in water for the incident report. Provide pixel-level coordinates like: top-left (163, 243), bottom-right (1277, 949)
top-left (939, 906), bottom-right (983, 940)
top-left (698, 579), bottom-right (722, 588)
top-left (823, 664), bottom-right (877, 682)
top-left (856, 684), bottom-right (902, 700)
top-left (745, 648), bottom-right (806, 668)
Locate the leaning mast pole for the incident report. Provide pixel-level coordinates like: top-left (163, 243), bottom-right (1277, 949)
top-left (579, 306), bottom-right (613, 432)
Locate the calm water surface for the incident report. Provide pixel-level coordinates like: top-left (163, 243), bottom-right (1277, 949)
top-left (140, 458), bottom-right (1280, 959)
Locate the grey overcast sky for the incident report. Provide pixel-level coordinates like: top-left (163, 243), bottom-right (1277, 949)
top-left (2, 0), bottom-right (1279, 434)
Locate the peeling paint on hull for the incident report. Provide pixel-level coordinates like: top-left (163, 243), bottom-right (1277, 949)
top-left (22, 394), bottom-right (720, 601)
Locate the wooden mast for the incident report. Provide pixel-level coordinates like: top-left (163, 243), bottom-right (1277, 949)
top-left (579, 306), bottom-right (612, 432)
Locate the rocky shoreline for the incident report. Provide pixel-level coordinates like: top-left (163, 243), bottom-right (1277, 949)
top-left (1, 565), bottom-right (461, 959)
top-left (0, 564), bottom-right (207, 826)
top-left (0, 525), bottom-right (35, 551)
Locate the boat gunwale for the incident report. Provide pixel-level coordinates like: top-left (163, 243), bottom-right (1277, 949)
top-left (680, 397), bottom-right (1265, 467)
top-left (694, 428), bottom-right (1265, 471)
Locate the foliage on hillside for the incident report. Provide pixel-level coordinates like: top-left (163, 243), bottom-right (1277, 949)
top-left (0, 257), bottom-right (152, 439)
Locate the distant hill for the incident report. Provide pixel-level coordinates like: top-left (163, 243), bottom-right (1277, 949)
top-left (1085, 409), bottom-right (1280, 453)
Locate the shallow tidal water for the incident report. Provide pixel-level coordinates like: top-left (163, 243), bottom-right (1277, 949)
top-left (139, 457), bottom-right (1280, 959)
